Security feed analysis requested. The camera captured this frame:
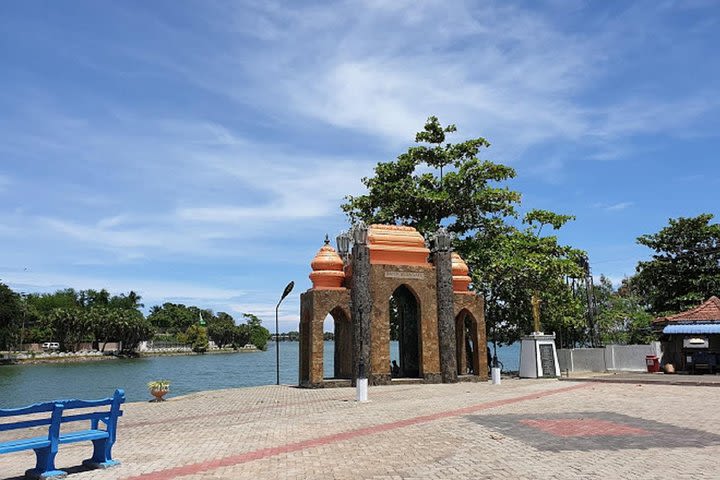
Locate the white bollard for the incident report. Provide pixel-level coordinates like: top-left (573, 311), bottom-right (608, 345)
top-left (491, 367), bottom-right (501, 385)
top-left (356, 378), bottom-right (368, 402)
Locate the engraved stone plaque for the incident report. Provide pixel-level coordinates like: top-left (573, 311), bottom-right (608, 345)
top-left (539, 344), bottom-right (556, 377)
top-left (384, 271), bottom-right (425, 280)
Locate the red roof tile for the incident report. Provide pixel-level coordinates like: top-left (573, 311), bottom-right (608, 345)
top-left (654, 296), bottom-right (720, 323)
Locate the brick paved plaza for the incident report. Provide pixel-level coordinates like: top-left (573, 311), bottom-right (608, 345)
top-left (2, 379), bottom-right (720, 479)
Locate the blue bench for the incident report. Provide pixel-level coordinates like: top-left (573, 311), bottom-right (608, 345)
top-left (0, 389), bottom-right (125, 479)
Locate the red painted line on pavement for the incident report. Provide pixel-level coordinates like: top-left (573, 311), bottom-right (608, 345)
top-left (122, 383), bottom-right (591, 480)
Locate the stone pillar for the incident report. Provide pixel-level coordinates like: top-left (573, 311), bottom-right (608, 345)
top-left (433, 229), bottom-right (457, 383)
top-left (351, 226), bottom-right (372, 386)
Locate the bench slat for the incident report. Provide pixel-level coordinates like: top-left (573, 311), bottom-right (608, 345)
top-left (0, 410), bottom-right (123, 432)
top-left (59, 429), bottom-right (109, 443)
top-left (55, 397), bottom-right (115, 409)
top-left (0, 417), bottom-right (53, 431)
top-left (0, 402), bottom-right (56, 417)
top-left (0, 436), bottom-right (50, 454)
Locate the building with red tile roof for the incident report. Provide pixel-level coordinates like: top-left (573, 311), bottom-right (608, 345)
top-left (654, 296), bottom-right (720, 373)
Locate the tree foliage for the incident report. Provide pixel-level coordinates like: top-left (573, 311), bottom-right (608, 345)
top-left (0, 283), bottom-right (23, 350)
top-left (207, 312), bottom-right (236, 349)
top-left (342, 116), bottom-right (589, 348)
top-left (147, 303), bottom-right (209, 334)
top-left (342, 116), bottom-right (520, 237)
top-left (594, 276), bottom-right (655, 345)
top-left (460, 210), bottom-right (586, 346)
top-left (633, 213), bottom-right (720, 314)
top-left (185, 324), bottom-right (209, 353)
top-left (242, 313), bottom-right (271, 351)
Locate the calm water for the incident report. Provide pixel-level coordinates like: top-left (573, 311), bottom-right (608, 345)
top-left (0, 342), bottom-right (519, 408)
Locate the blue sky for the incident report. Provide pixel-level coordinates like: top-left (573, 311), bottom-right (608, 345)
top-left (0, 0), bottom-right (718, 332)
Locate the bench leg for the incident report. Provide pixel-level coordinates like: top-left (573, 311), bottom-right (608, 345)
top-left (82, 438), bottom-right (119, 469)
top-left (25, 447), bottom-right (66, 479)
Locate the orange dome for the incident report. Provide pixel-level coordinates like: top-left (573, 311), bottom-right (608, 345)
top-left (309, 237), bottom-right (346, 290)
top-left (367, 224), bottom-right (430, 267)
top-left (451, 252), bottom-right (472, 293)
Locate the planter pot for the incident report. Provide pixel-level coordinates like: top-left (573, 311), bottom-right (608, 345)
top-left (150, 389), bottom-right (169, 402)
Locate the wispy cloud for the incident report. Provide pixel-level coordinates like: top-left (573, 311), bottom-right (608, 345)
top-left (0, 0), bottom-right (718, 324)
top-left (594, 202), bottom-right (634, 212)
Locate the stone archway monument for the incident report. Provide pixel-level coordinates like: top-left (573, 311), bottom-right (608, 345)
top-left (299, 224), bottom-right (488, 388)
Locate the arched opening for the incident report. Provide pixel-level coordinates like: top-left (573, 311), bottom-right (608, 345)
top-left (389, 285), bottom-right (421, 378)
top-left (323, 307), bottom-right (352, 379)
top-left (456, 310), bottom-right (479, 376)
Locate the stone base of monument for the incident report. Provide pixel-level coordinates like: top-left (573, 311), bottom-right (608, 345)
top-left (519, 332), bottom-right (560, 378)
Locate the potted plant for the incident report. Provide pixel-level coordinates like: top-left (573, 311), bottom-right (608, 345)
top-left (147, 380), bottom-right (171, 402)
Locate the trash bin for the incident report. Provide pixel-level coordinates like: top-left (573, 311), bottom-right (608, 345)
top-left (646, 355), bottom-right (660, 373)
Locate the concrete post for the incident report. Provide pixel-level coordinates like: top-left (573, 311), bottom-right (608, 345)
top-left (351, 237), bottom-right (372, 386)
top-left (433, 231), bottom-right (457, 383)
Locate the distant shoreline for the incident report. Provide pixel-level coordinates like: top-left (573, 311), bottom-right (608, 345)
top-left (0, 348), bottom-right (261, 366)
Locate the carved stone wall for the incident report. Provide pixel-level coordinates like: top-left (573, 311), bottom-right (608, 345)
top-left (368, 263), bottom-right (440, 384)
top-left (299, 225), bottom-right (488, 388)
top-left (299, 288), bottom-right (351, 387)
top-left (453, 292), bottom-right (488, 381)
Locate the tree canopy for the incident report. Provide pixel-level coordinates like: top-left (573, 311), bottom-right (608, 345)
top-left (342, 116), bottom-right (520, 237)
top-left (342, 116), bottom-right (590, 347)
top-left (633, 213), bottom-right (720, 314)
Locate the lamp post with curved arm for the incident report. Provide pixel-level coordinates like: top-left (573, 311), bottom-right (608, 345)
top-left (276, 281), bottom-right (294, 386)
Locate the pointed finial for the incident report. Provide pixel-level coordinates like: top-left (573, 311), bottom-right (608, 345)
top-left (324, 234), bottom-right (330, 245)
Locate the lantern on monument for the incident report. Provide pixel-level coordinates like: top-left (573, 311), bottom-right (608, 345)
top-left (433, 227), bottom-right (451, 252)
top-left (336, 230), bottom-right (350, 260)
top-left (352, 221), bottom-right (368, 245)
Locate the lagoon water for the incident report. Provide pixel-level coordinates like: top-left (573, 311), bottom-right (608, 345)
top-left (0, 342), bottom-right (519, 408)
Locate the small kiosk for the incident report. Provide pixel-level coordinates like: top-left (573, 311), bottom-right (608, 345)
top-left (654, 296), bottom-right (720, 374)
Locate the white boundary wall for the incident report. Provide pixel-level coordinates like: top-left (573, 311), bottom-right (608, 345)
top-left (557, 343), bottom-right (662, 373)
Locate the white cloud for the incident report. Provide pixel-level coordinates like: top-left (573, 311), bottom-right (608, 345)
top-left (599, 202), bottom-right (634, 212)
top-left (3, 271), bottom-right (245, 302)
top-left (1, 0), bottom-right (718, 322)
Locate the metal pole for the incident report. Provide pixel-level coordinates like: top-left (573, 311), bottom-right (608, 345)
top-left (275, 302), bottom-right (280, 386)
top-left (275, 281), bottom-right (295, 387)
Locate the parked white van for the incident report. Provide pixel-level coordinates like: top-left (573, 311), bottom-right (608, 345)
top-left (42, 342), bottom-right (60, 350)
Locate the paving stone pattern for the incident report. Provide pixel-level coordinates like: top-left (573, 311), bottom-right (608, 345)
top-left (471, 411), bottom-right (720, 451)
top-left (2, 379), bottom-right (720, 479)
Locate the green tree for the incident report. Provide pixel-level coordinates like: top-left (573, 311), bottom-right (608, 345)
top-left (461, 211), bottom-right (586, 348)
top-left (341, 117), bottom-right (587, 349)
top-left (114, 309), bottom-right (153, 353)
top-left (232, 324), bottom-right (251, 348)
top-left (633, 214), bottom-right (720, 314)
top-left (45, 308), bottom-right (89, 352)
top-left (108, 290), bottom-right (143, 310)
top-left (185, 324), bottom-right (209, 353)
top-left (208, 312), bottom-right (236, 348)
top-left (342, 116), bottom-right (519, 236)
top-left (594, 276), bottom-right (656, 345)
top-left (78, 289), bottom-right (110, 308)
top-left (147, 303), bottom-right (196, 334)
top-left (25, 289), bottom-right (81, 316)
top-left (85, 307), bottom-right (117, 352)
top-left (0, 283), bottom-right (23, 350)
top-left (242, 313), bottom-right (271, 351)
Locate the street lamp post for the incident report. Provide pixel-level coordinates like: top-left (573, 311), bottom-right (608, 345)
top-left (276, 281), bottom-right (295, 386)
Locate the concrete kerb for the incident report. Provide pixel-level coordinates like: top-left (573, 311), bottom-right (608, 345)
top-left (559, 373), bottom-right (720, 387)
